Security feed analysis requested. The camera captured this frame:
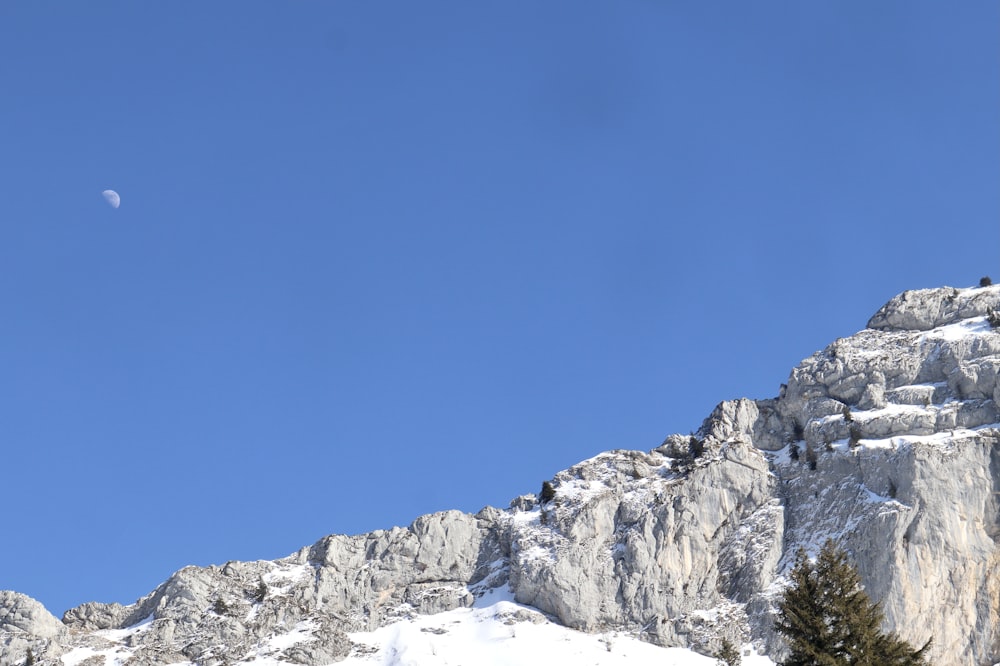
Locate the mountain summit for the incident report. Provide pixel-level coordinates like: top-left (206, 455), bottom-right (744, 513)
top-left (4, 285), bottom-right (1000, 665)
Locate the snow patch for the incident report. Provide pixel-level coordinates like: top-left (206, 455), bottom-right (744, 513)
top-left (262, 562), bottom-right (311, 595)
top-left (923, 316), bottom-right (992, 341)
top-left (337, 590), bottom-right (772, 666)
top-left (239, 620), bottom-right (318, 665)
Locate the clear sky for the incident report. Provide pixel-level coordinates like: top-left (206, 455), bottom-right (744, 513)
top-left (1, 2), bottom-right (996, 616)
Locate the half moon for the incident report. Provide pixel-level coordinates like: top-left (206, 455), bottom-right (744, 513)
top-left (102, 190), bottom-right (120, 209)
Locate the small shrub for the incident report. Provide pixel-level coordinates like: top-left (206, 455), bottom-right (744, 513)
top-left (251, 580), bottom-right (267, 603)
top-left (688, 435), bottom-right (705, 459)
top-left (792, 422), bottom-right (804, 442)
top-left (980, 276), bottom-right (992, 287)
top-left (987, 309), bottom-right (1000, 328)
top-left (848, 424), bottom-right (862, 449)
top-left (715, 638), bottom-right (741, 666)
top-left (805, 443), bottom-right (818, 471)
top-left (789, 442), bottom-right (800, 462)
top-left (212, 598), bottom-right (230, 616)
top-left (24, 649), bottom-right (35, 666)
top-left (540, 480), bottom-right (556, 504)
top-left (841, 404), bottom-right (853, 422)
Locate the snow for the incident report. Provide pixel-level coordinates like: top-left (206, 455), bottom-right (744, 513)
top-left (239, 620), bottom-right (319, 664)
top-left (262, 562), bottom-right (311, 585)
top-left (557, 476), bottom-right (608, 503)
top-left (866, 423), bottom-right (999, 452)
top-left (94, 613), bottom-right (154, 642)
top-left (261, 562), bottom-right (312, 595)
top-left (61, 643), bottom-right (137, 666)
top-left (851, 402), bottom-right (925, 421)
top-left (808, 399), bottom-right (1000, 454)
top-left (57, 583), bottom-right (776, 666)
top-left (61, 614), bottom-right (157, 666)
top-left (61, 647), bottom-right (103, 666)
top-left (923, 316), bottom-right (991, 341)
top-left (337, 591), bottom-right (776, 666)
top-left (516, 543), bottom-right (556, 563)
top-left (510, 508), bottom-right (540, 526)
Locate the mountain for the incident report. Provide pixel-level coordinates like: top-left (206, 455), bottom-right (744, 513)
top-left (4, 285), bottom-right (1000, 666)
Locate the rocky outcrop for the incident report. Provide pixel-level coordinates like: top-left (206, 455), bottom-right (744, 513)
top-left (0, 591), bottom-right (65, 666)
top-left (774, 427), bottom-right (1000, 663)
top-left (57, 510), bottom-right (501, 666)
top-left (765, 285), bottom-right (1000, 664)
top-left (779, 287), bottom-right (1000, 451)
top-left (298, 509), bottom-right (499, 626)
top-left (868, 286), bottom-right (1000, 332)
top-left (3, 284), bottom-right (1000, 665)
top-left (506, 440), bottom-right (781, 655)
top-left (0, 592), bottom-right (64, 639)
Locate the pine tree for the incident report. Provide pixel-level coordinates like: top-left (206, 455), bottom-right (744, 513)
top-left (212, 597), bottom-right (230, 615)
top-left (715, 638), bottom-right (741, 666)
top-left (776, 540), bottom-right (930, 666)
top-left (540, 480), bottom-right (556, 504)
top-left (252, 579), bottom-right (267, 603)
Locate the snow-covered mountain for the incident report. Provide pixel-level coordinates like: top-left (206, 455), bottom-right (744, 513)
top-left (52, 587), bottom-right (775, 666)
top-left (4, 285), bottom-right (1000, 665)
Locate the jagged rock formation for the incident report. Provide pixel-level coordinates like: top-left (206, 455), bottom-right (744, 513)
top-left (3, 285), bottom-right (999, 665)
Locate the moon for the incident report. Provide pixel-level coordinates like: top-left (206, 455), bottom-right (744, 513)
top-left (102, 189), bottom-right (120, 209)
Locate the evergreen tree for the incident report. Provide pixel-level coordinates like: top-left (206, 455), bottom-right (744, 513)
top-left (540, 480), bottom-right (556, 504)
top-left (715, 638), bottom-right (741, 666)
top-left (252, 579), bottom-right (268, 603)
top-left (776, 540), bottom-right (930, 666)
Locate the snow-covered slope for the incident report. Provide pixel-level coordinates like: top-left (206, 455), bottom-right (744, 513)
top-left (58, 587), bottom-right (775, 666)
top-left (3, 284), bottom-right (1000, 665)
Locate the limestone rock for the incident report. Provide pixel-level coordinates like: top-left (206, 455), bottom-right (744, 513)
top-left (0, 591), bottom-right (65, 666)
top-left (700, 398), bottom-right (787, 451)
top-left (867, 284), bottom-right (1000, 331)
top-left (0, 591), bottom-right (64, 639)
top-left (773, 429), bottom-right (1000, 663)
top-left (506, 439), bottom-right (780, 655)
top-left (5, 284), bottom-right (1000, 665)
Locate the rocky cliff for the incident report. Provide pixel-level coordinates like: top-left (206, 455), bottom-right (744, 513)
top-left (3, 285), bottom-right (999, 665)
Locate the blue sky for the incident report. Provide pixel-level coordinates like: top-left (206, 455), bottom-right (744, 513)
top-left (1, 2), bottom-right (996, 615)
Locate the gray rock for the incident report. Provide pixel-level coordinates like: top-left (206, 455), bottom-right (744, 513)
top-left (507, 439), bottom-right (779, 656)
top-left (0, 591), bottom-right (64, 639)
top-left (5, 284), bottom-right (1000, 665)
top-left (0, 591), bottom-right (65, 666)
top-left (774, 429), bottom-right (1000, 663)
top-left (699, 398), bottom-right (787, 451)
top-left (867, 285), bottom-right (1000, 331)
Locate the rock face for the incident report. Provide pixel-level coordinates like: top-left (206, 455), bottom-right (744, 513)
top-left (0, 591), bottom-right (65, 666)
top-left (867, 286), bottom-right (1000, 332)
top-left (3, 284), bottom-right (1000, 665)
top-left (506, 440), bottom-right (782, 652)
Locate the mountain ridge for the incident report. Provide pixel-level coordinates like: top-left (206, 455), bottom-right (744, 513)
top-left (4, 284), bottom-right (1000, 665)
